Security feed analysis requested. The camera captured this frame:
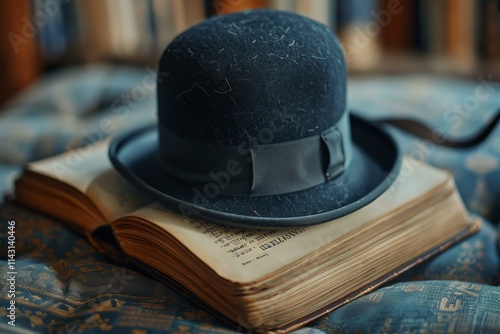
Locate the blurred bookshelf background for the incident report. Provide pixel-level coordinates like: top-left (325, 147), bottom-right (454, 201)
top-left (1, 0), bottom-right (499, 106)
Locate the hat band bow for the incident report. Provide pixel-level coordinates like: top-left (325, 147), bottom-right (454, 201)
top-left (159, 111), bottom-right (352, 197)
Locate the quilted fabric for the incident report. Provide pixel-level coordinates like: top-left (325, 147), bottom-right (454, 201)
top-left (1, 67), bottom-right (499, 333)
top-left (348, 75), bottom-right (500, 222)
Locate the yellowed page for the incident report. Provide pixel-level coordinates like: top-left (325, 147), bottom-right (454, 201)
top-left (27, 140), bottom-right (150, 222)
top-left (127, 160), bottom-right (452, 283)
top-left (28, 140), bottom-right (111, 191)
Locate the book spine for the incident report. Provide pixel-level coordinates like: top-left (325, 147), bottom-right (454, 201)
top-left (152, 0), bottom-right (186, 53)
top-left (380, 0), bottom-right (417, 52)
top-left (208, 0), bottom-right (268, 16)
top-left (336, 0), bottom-right (382, 71)
top-left (447, 0), bottom-right (478, 73)
top-left (296, 0), bottom-right (335, 29)
top-left (31, 0), bottom-right (67, 64)
top-left (182, 0), bottom-right (207, 29)
top-left (0, 0), bottom-right (42, 105)
top-left (482, 0), bottom-right (500, 62)
top-left (74, 0), bottom-right (113, 62)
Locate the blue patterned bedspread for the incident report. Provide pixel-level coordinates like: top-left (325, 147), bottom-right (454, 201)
top-left (0, 66), bottom-right (499, 333)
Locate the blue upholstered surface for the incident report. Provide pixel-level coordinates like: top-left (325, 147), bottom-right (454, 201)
top-left (0, 66), bottom-right (499, 333)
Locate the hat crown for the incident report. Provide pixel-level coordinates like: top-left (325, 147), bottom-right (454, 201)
top-left (157, 9), bottom-right (347, 145)
top-left (110, 10), bottom-right (399, 227)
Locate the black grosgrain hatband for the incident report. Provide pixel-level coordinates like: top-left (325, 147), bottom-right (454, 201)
top-left (159, 110), bottom-right (352, 197)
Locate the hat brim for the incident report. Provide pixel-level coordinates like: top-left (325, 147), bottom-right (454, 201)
top-left (109, 114), bottom-right (400, 228)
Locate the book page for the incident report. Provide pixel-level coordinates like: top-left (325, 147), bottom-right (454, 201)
top-left (27, 139), bottom-right (150, 222)
top-left (125, 159), bottom-right (453, 283)
top-left (28, 139), bottom-right (112, 191)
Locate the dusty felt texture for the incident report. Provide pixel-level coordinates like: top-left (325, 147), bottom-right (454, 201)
top-left (106, 10), bottom-right (400, 226)
top-left (157, 9), bottom-right (347, 145)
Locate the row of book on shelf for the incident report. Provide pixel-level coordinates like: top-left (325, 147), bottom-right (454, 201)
top-left (28, 0), bottom-right (500, 69)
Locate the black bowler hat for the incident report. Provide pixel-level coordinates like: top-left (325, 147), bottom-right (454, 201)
top-left (109, 9), bottom-right (400, 228)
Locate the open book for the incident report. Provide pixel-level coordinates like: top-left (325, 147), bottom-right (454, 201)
top-left (14, 139), bottom-right (479, 333)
